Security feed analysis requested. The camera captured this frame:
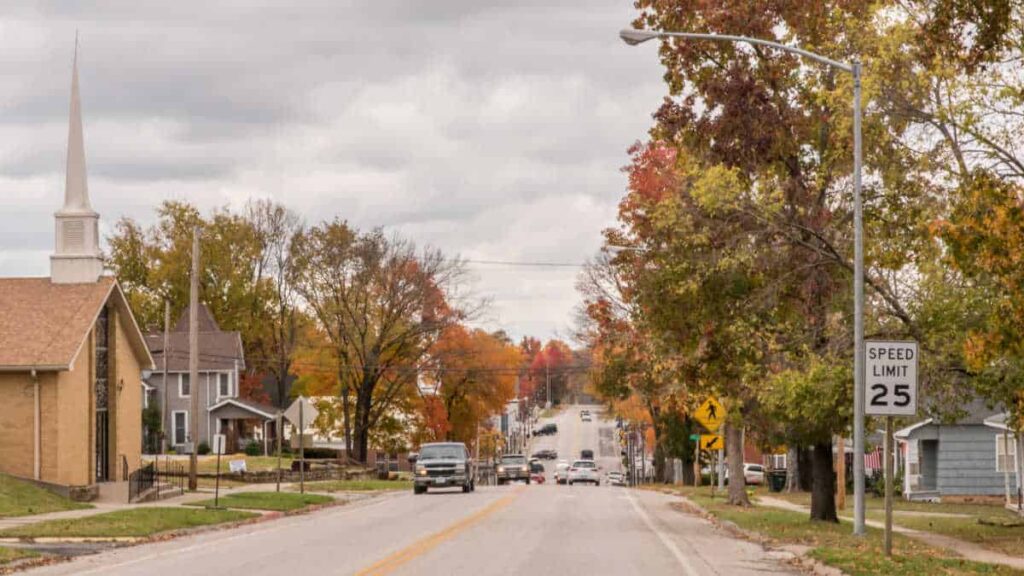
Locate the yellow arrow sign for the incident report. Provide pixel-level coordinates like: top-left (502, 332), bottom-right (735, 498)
top-left (694, 396), bottom-right (725, 432)
top-left (700, 434), bottom-right (724, 451)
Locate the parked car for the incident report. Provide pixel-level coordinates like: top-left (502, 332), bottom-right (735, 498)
top-left (413, 442), bottom-right (475, 495)
top-left (533, 423), bottom-right (558, 436)
top-left (530, 449), bottom-right (557, 460)
top-left (496, 454), bottom-right (531, 485)
top-left (580, 449), bottom-right (594, 460)
top-left (607, 471), bottom-right (626, 486)
top-left (568, 460), bottom-right (600, 486)
top-left (744, 463), bottom-right (765, 485)
top-left (581, 412), bottom-right (592, 422)
top-left (721, 463), bottom-right (766, 485)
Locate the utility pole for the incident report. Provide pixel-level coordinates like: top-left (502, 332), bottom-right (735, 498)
top-left (161, 299), bottom-right (169, 454)
top-left (545, 363), bottom-right (551, 409)
top-left (188, 227), bottom-right (200, 492)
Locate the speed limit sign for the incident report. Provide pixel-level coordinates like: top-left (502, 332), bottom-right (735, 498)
top-left (866, 340), bottom-right (918, 416)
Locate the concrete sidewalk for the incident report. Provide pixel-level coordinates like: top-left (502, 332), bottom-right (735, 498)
top-left (0, 482), bottom-right (348, 532)
top-left (758, 495), bottom-right (1024, 570)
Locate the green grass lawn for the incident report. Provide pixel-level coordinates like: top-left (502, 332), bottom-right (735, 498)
top-left (0, 508), bottom-right (257, 539)
top-left (145, 455), bottom-right (297, 476)
top-left (0, 474), bottom-right (92, 518)
top-left (866, 510), bottom-right (1024, 558)
top-left (298, 479), bottom-right (413, 493)
top-left (673, 486), bottom-right (1023, 575)
top-left (187, 492), bottom-right (334, 511)
top-left (0, 547), bottom-right (38, 565)
top-left (757, 488), bottom-right (1012, 517)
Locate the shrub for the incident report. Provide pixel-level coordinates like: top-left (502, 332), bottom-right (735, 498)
top-left (244, 442), bottom-right (263, 457)
top-left (197, 441), bottom-right (211, 455)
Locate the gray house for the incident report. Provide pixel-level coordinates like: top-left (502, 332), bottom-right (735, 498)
top-left (896, 401), bottom-right (1015, 500)
top-left (144, 304), bottom-right (275, 454)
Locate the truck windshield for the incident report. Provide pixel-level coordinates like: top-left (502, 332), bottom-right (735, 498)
top-left (419, 446), bottom-right (464, 460)
top-left (501, 456), bottom-right (526, 464)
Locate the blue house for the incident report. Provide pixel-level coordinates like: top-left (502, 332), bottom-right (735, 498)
top-left (895, 401), bottom-right (1018, 501)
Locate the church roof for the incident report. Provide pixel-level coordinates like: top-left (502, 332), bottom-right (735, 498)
top-left (0, 277), bottom-right (154, 371)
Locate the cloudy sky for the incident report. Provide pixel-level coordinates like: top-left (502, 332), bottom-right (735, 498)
top-left (0, 1), bottom-right (665, 341)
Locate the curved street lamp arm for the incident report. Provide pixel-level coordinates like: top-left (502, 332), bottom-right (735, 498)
top-left (620, 29), bottom-right (853, 73)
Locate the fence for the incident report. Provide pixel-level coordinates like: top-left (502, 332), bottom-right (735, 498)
top-left (154, 457), bottom-right (186, 496)
top-left (128, 462), bottom-right (156, 503)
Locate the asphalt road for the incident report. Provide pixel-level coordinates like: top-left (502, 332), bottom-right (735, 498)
top-left (26, 406), bottom-right (798, 576)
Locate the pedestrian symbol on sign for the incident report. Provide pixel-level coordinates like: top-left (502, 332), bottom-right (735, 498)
top-left (694, 397), bottom-right (725, 432)
top-left (700, 434), bottom-right (724, 451)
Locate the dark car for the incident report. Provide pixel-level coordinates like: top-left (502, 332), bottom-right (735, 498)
top-left (413, 442), bottom-right (475, 495)
top-left (496, 454), bottom-right (531, 485)
top-left (580, 449), bottom-right (594, 460)
top-left (533, 423), bottom-right (558, 436)
top-left (530, 449), bottom-right (558, 460)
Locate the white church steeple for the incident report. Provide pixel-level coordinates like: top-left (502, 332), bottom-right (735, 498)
top-left (51, 38), bottom-right (103, 284)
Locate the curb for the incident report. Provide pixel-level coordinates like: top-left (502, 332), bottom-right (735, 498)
top-left (667, 492), bottom-right (845, 576)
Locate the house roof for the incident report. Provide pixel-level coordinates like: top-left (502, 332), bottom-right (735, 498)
top-left (145, 304), bottom-right (245, 372)
top-left (895, 399), bottom-right (1006, 439)
top-left (0, 276), bottom-right (154, 371)
top-left (209, 398), bottom-right (278, 420)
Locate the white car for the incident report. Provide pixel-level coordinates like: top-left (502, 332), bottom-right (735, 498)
top-left (581, 413), bottom-right (592, 422)
top-left (607, 471), bottom-right (626, 486)
top-left (568, 460), bottom-right (599, 485)
top-left (744, 463), bottom-right (765, 485)
top-left (554, 461), bottom-right (570, 485)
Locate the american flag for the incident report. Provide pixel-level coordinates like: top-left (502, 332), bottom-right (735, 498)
top-left (864, 448), bottom-right (883, 471)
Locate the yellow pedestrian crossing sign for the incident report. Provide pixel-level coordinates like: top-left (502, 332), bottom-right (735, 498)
top-left (700, 434), bottom-right (724, 451)
top-left (694, 396), bottom-right (724, 432)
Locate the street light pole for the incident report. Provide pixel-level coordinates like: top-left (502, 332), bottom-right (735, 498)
top-left (620, 28), bottom-right (866, 535)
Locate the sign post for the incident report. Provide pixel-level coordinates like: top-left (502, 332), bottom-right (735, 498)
top-left (212, 433), bottom-right (226, 509)
top-left (694, 396), bottom-right (725, 499)
top-left (866, 340), bottom-right (919, 557)
top-left (284, 397), bottom-right (320, 495)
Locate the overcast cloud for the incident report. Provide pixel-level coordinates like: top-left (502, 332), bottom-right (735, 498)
top-left (0, 1), bottom-right (665, 341)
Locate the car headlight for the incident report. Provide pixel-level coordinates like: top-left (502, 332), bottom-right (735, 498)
top-left (497, 466), bottom-right (505, 472)
top-left (416, 467), bottom-right (427, 476)
top-left (454, 463), bottom-right (466, 472)
top-left (520, 466), bottom-right (528, 471)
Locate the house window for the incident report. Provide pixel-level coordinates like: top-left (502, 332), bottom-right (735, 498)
top-left (771, 454), bottom-right (787, 470)
top-left (172, 411), bottom-right (188, 446)
top-left (997, 433), bottom-right (1017, 473)
top-left (218, 373), bottom-right (231, 398)
top-left (179, 374), bottom-right (190, 397)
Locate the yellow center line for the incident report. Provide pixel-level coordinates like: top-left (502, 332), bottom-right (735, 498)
top-left (355, 487), bottom-right (524, 576)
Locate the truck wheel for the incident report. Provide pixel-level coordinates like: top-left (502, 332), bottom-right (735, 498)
top-left (414, 485), bottom-right (426, 495)
top-left (462, 483), bottom-right (471, 493)
top-left (526, 477), bottom-right (531, 485)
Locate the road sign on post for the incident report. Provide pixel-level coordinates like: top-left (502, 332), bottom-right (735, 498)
top-left (212, 434), bottom-right (226, 508)
top-left (865, 341), bottom-right (918, 416)
top-left (866, 339), bottom-right (918, 557)
top-left (694, 397), bottom-right (725, 432)
top-left (700, 434), bottom-right (724, 451)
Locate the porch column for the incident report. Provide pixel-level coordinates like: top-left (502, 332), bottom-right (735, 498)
top-left (32, 370), bottom-right (40, 480)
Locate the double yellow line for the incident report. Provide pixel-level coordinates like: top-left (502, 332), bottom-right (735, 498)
top-left (355, 488), bottom-right (523, 576)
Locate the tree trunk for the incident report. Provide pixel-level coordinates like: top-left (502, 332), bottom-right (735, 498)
top-left (786, 444), bottom-right (800, 492)
top-left (809, 442), bottom-right (838, 522)
top-left (726, 423), bottom-right (750, 506)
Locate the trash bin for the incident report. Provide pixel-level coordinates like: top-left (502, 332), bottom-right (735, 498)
top-left (768, 471), bottom-right (786, 492)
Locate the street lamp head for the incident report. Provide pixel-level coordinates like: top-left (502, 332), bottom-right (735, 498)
top-left (619, 29), bottom-right (659, 46)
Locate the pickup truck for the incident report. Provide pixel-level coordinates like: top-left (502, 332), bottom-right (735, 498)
top-left (413, 442), bottom-right (475, 494)
top-left (496, 454), bottom-right (531, 485)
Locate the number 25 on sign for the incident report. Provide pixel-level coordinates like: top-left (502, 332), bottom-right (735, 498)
top-left (865, 340), bottom-right (918, 416)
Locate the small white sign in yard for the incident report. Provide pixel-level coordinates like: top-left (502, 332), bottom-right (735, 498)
top-left (865, 340), bottom-right (918, 416)
top-left (229, 459), bottom-right (247, 473)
